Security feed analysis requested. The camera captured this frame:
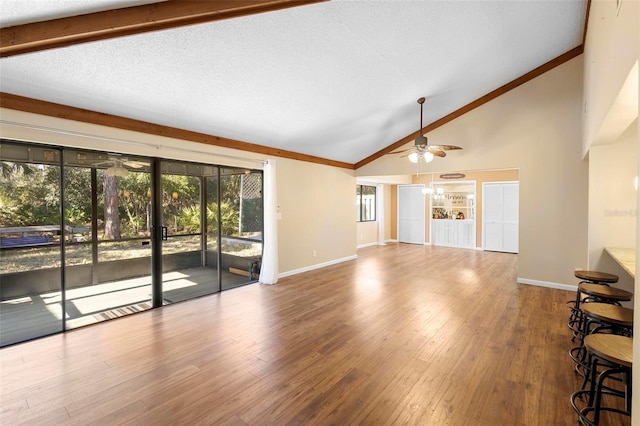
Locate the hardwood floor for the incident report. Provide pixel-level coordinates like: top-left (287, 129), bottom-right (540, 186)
top-left (0, 244), bottom-right (630, 425)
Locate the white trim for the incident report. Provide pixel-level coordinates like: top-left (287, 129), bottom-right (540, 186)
top-left (278, 255), bottom-right (358, 278)
top-left (357, 242), bottom-right (378, 249)
top-left (386, 239), bottom-right (398, 243)
top-left (517, 277), bottom-right (577, 291)
top-left (1, 120), bottom-right (266, 166)
top-left (376, 184), bottom-right (385, 246)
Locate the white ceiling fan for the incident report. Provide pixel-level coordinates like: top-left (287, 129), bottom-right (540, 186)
top-left (92, 156), bottom-right (147, 177)
top-left (389, 97), bottom-right (462, 163)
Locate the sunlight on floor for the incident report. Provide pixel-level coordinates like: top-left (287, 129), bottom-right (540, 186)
top-left (0, 296), bottom-right (32, 304)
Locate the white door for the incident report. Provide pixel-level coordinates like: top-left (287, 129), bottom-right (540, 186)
top-left (398, 185), bottom-right (424, 244)
top-left (483, 182), bottom-right (519, 253)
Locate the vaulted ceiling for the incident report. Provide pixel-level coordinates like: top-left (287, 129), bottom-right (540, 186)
top-left (0, 0), bottom-right (588, 169)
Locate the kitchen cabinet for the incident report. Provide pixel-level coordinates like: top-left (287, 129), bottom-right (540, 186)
top-left (432, 219), bottom-right (475, 248)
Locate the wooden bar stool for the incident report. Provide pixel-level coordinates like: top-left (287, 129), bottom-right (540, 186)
top-left (568, 271), bottom-right (619, 341)
top-left (571, 334), bottom-right (632, 425)
top-left (569, 303), bottom-right (633, 383)
top-left (568, 283), bottom-right (632, 341)
top-left (574, 270), bottom-right (619, 285)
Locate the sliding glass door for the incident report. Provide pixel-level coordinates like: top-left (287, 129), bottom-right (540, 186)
top-left (0, 142), bottom-right (63, 346)
top-left (219, 168), bottom-right (263, 290)
top-left (0, 140), bottom-right (263, 347)
top-left (64, 151), bottom-right (152, 329)
top-left (160, 161), bottom-right (216, 304)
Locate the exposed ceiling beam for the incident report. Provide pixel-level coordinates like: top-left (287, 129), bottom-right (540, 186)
top-left (0, 92), bottom-right (354, 170)
top-left (354, 45), bottom-right (585, 169)
top-left (0, 0), bottom-right (328, 58)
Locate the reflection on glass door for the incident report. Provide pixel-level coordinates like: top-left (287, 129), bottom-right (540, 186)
top-left (0, 142), bottom-right (63, 346)
top-left (64, 151), bottom-right (152, 329)
top-left (161, 161), bottom-right (211, 304)
top-left (219, 168), bottom-right (263, 290)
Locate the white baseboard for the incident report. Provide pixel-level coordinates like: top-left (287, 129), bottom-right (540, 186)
top-left (386, 239), bottom-right (398, 243)
top-left (357, 242), bottom-right (379, 249)
top-left (517, 277), bottom-right (577, 291)
top-left (279, 255), bottom-right (358, 279)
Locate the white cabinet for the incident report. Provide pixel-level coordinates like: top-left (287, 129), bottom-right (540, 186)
top-left (432, 219), bottom-right (475, 248)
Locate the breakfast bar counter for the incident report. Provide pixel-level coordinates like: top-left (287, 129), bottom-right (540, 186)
top-left (604, 247), bottom-right (636, 278)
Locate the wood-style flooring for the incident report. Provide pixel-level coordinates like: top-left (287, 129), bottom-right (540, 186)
top-left (0, 244), bottom-right (630, 425)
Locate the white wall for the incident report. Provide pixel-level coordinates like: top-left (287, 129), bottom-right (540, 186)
top-left (358, 56), bottom-right (588, 287)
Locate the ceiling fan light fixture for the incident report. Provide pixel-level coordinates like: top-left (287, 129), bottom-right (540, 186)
top-left (408, 152), bottom-right (419, 163)
top-left (105, 165), bottom-right (129, 177)
top-left (423, 152), bottom-right (434, 163)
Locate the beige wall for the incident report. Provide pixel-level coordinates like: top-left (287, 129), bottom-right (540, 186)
top-left (358, 56), bottom-right (588, 287)
top-left (276, 158), bottom-right (356, 274)
top-left (583, 0), bottom-right (639, 156)
top-left (588, 122), bottom-right (637, 300)
top-left (356, 221), bottom-right (378, 247)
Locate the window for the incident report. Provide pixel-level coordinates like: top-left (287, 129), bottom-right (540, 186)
top-left (356, 185), bottom-right (376, 222)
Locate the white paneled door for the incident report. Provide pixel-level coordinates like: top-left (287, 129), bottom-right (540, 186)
top-left (398, 185), bottom-right (425, 245)
top-left (483, 182), bottom-right (519, 253)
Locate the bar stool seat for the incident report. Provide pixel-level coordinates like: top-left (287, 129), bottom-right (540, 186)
top-left (578, 283), bottom-right (632, 303)
top-left (568, 271), bottom-right (620, 342)
top-left (574, 270), bottom-right (619, 285)
top-left (570, 303), bottom-right (633, 380)
top-left (571, 334), bottom-right (632, 425)
top-left (568, 284), bottom-right (632, 340)
top-left (582, 303), bottom-right (634, 329)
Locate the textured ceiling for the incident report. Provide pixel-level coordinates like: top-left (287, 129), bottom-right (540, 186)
top-left (0, 0), bottom-right (587, 165)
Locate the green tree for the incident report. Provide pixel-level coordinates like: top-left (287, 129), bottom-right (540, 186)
top-left (0, 163), bottom-right (59, 227)
top-left (103, 174), bottom-right (121, 239)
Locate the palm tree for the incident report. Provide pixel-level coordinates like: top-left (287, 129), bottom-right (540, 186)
top-left (1, 161), bottom-right (34, 179)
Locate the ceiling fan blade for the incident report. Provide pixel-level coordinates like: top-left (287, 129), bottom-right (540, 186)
top-left (429, 144), bottom-right (462, 151)
top-left (388, 148), bottom-right (412, 155)
top-left (123, 160), bottom-right (146, 169)
top-left (432, 150), bottom-right (446, 158)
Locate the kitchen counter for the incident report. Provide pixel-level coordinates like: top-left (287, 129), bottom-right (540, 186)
top-left (604, 247), bottom-right (636, 278)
